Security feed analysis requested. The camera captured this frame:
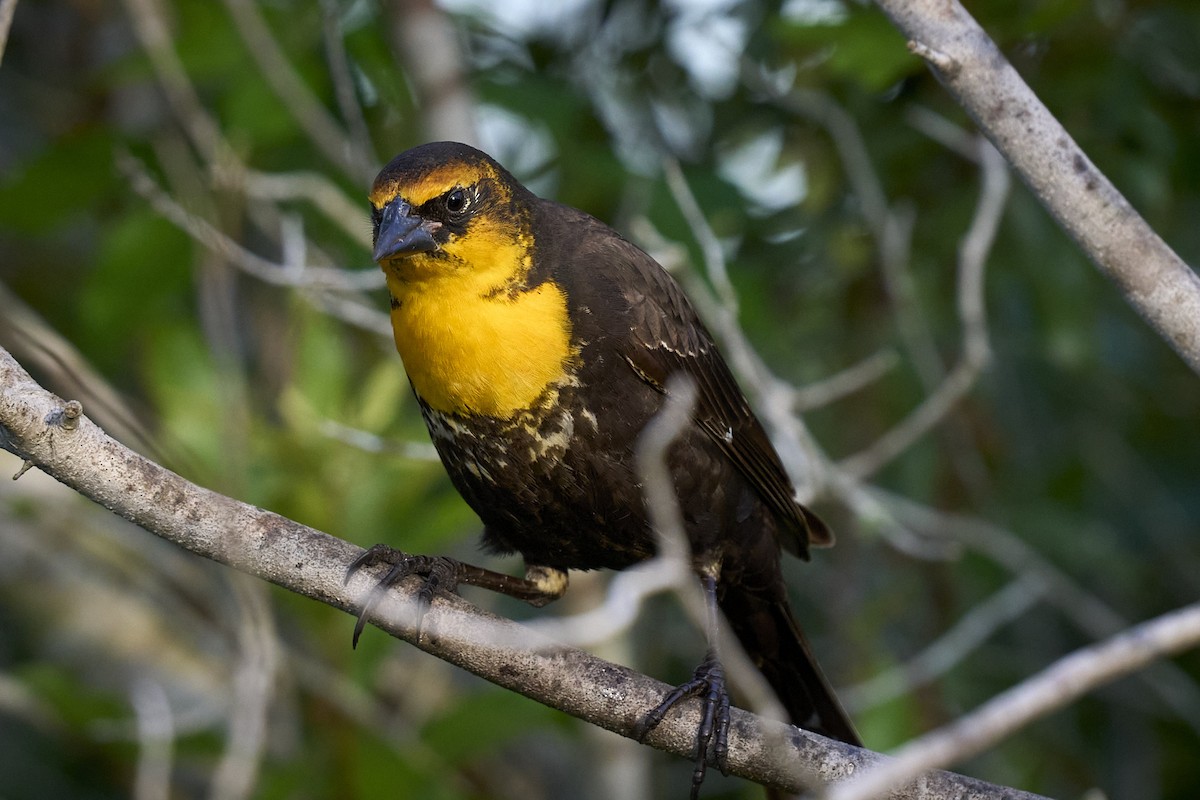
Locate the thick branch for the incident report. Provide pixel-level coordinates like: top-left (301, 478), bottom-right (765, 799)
top-left (875, 0), bottom-right (1200, 374)
top-left (0, 345), bottom-right (1039, 799)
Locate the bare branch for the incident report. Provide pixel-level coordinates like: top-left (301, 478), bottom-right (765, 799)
top-left (211, 576), bottom-right (276, 800)
top-left (319, 0), bottom-right (377, 170)
top-left (118, 151), bottom-right (392, 336)
top-left (875, 0), bottom-right (1200, 375)
top-left (238, 168), bottom-right (371, 249)
top-left (317, 418), bottom-right (439, 461)
top-left (0, 346), bottom-right (1044, 799)
top-left (825, 601), bottom-right (1200, 800)
top-left (790, 349), bottom-right (898, 413)
top-left (122, 0), bottom-right (233, 167)
top-left (878, 490), bottom-right (1200, 735)
top-left (118, 152), bottom-right (380, 293)
top-left (837, 138), bottom-right (1008, 481)
top-left (746, 77), bottom-right (1002, 498)
top-left (663, 158), bottom-right (738, 313)
top-left (0, 0), bottom-right (17, 66)
top-left (841, 575), bottom-right (1046, 712)
top-left (130, 679), bottom-right (173, 800)
top-left (0, 281), bottom-right (169, 465)
top-left (220, 0), bottom-right (374, 182)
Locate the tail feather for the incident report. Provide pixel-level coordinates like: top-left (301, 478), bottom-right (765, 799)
top-left (720, 585), bottom-right (861, 747)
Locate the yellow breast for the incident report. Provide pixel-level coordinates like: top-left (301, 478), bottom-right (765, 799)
top-left (385, 271), bottom-right (574, 419)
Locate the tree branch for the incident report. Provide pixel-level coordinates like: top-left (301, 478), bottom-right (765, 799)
top-left (0, 345), bottom-right (1044, 799)
top-left (0, 0), bottom-right (16, 67)
top-left (824, 601), bottom-right (1200, 800)
top-left (874, 0), bottom-right (1200, 375)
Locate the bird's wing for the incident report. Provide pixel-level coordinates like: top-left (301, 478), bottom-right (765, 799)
top-left (601, 236), bottom-right (830, 556)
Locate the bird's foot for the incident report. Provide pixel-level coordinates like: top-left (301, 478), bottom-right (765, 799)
top-left (344, 544), bottom-right (465, 647)
top-left (633, 650), bottom-right (731, 799)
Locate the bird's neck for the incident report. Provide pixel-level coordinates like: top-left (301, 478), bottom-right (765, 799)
top-left (384, 268), bottom-right (575, 419)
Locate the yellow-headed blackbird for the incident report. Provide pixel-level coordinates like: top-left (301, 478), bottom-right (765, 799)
top-left (350, 141), bottom-right (860, 794)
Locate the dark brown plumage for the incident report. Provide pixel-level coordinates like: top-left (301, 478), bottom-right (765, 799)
top-left (350, 141), bottom-right (860, 796)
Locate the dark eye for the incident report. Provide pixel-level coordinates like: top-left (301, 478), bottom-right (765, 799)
top-left (444, 188), bottom-right (469, 216)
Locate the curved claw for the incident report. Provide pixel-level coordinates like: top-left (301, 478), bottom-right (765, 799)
top-left (344, 546), bottom-right (464, 647)
top-left (634, 650), bottom-right (731, 800)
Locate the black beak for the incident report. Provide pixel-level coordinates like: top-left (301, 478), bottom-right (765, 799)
top-left (372, 199), bottom-right (438, 262)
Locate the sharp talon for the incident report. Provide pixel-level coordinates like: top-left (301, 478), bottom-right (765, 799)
top-left (636, 650), bottom-right (732, 796)
top-left (343, 547), bottom-right (466, 645)
top-left (350, 574), bottom-right (392, 647)
top-left (351, 613), bottom-right (368, 649)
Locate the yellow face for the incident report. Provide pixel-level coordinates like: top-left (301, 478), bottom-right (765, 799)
top-left (371, 160), bottom-right (528, 291)
top-left (370, 147), bottom-right (574, 419)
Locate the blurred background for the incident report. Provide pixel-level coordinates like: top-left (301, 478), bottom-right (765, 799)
top-left (2, 0), bottom-right (1199, 798)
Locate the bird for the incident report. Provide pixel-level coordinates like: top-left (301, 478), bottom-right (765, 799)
top-left (348, 140), bottom-right (861, 796)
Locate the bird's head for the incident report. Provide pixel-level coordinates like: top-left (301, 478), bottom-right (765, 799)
top-left (369, 142), bottom-right (533, 290)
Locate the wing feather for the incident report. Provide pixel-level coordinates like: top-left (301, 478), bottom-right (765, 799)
top-left (598, 236), bottom-right (829, 556)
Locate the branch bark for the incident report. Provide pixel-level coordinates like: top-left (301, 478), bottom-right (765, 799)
top-left (0, 345), bottom-right (1039, 799)
top-left (874, 0), bottom-right (1200, 375)
top-left (825, 601), bottom-right (1200, 800)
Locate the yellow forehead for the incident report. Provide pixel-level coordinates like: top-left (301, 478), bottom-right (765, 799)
top-left (369, 163), bottom-right (498, 209)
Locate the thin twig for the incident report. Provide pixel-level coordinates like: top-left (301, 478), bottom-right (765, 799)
top-left (220, 0), bottom-right (372, 181)
top-left (837, 138), bottom-right (1008, 481)
top-left (122, 0), bottom-right (231, 166)
top-left (239, 168), bottom-right (372, 249)
top-left (904, 106), bottom-right (982, 163)
top-left (0, 281), bottom-right (173, 466)
top-left (317, 418), bottom-right (440, 461)
top-left (791, 349), bottom-right (899, 412)
top-left (632, 189), bottom-right (831, 504)
top-left (130, 680), bottom-right (173, 800)
top-left (662, 158), bottom-right (738, 314)
top-left (841, 575), bottom-right (1046, 712)
top-left (319, 0), bottom-right (376, 171)
top-left (211, 576), bottom-right (276, 800)
top-left (823, 601), bottom-right (1200, 800)
top-left (302, 291), bottom-right (393, 338)
top-left (123, 0), bottom-right (378, 300)
top-left (877, 489), bottom-right (1200, 735)
top-left (0, 0), bottom-right (17, 66)
top-left (117, 152), bottom-right (381, 293)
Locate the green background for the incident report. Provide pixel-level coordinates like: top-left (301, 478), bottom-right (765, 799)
top-left (1, 1), bottom-right (1199, 798)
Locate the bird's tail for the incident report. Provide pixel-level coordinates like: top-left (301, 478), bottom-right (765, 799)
top-left (719, 584), bottom-right (861, 747)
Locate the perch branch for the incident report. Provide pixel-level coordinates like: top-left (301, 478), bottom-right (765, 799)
top-left (0, 345), bottom-right (1045, 799)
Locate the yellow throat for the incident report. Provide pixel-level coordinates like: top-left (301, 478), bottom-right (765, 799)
top-left (383, 257), bottom-right (574, 420)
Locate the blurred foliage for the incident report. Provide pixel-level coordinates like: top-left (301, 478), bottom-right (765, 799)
top-left (1, 0), bottom-right (1199, 798)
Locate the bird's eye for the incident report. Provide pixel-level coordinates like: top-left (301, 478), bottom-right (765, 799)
top-left (444, 188), bottom-right (470, 216)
